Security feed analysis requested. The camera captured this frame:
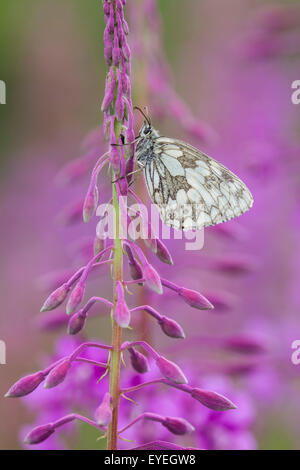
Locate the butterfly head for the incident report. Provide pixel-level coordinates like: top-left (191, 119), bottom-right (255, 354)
top-left (134, 106), bottom-right (159, 141)
top-left (139, 122), bottom-right (159, 140)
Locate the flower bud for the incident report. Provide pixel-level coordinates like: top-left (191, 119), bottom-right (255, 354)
top-left (128, 347), bottom-right (150, 373)
top-left (122, 39), bottom-right (131, 61)
top-left (103, 112), bottom-right (111, 140)
top-left (125, 245), bottom-right (143, 282)
top-left (83, 185), bottom-right (98, 223)
top-left (110, 145), bottom-right (121, 172)
top-left (115, 299), bottom-right (131, 328)
top-left (103, 1), bottom-right (110, 16)
top-left (159, 316), bottom-right (185, 339)
top-left (44, 359), bottom-right (71, 389)
top-left (94, 393), bottom-right (112, 427)
top-left (178, 287), bottom-right (214, 310)
top-left (106, 4), bottom-right (114, 34)
top-left (121, 70), bottom-right (130, 95)
top-left (24, 424), bottom-right (55, 445)
top-left (67, 310), bottom-right (86, 335)
top-left (162, 417), bottom-right (195, 435)
top-left (128, 259), bottom-right (143, 281)
top-left (101, 69), bottom-right (115, 112)
top-left (115, 85), bottom-right (124, 122)
top-left (122, 18), bottom-right (129, 35)
top-left (112, 29), bottom-right (121, 66)
top-left (143, 263), bottom-right (163, 295)
top-left (116, 12), bottom-right (125, 45)
top-left (126, 127), bottom-right (135, 146)
top-left (103, 26), bottom-right (112, 65)
top-left (82, 185), bottom-right (99, 223)
top-left (155, 239), bottom-right (173, 265)
top-left (40, 283), bottom-right (69, 312)
top-left (156, 356), bottom-right (187, 384)
top-left (126, 154), bottom-right (135, 184)
top-left (129, 263), bottom-right (143, 284)
top-left (116, 0), bottom-right (123, 12)
top-left (66, 282), bottom-right (85, 315)
top-left (5, 371), bottom-right (45, 398)
top-left (118, 176), bottom-right (128, 196)
top-left (116, 280), bottom-right (124, 300)
top-left (191, 388), bottom-right (237, 411)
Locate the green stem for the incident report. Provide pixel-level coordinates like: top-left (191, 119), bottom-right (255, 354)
top-left (107, 174), bottom-right (123, 450)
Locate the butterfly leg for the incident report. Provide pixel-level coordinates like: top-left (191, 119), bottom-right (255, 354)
top-left (111, 166), bottom-right (144, 185)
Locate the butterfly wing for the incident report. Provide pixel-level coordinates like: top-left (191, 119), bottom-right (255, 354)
top-left (143, 136), bottom-right (253, 231)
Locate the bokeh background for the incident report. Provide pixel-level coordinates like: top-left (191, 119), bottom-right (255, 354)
top-left (1, 0), bottom-right (300, 450)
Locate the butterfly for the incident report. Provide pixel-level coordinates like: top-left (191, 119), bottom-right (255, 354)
top-left (134, 109), bottom-right (253, 231)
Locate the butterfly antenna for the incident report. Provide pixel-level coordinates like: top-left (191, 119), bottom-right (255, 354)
top-left (134, 106), bottom-right (151, 127)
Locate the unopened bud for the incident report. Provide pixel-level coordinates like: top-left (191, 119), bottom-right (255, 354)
top-left (118, 176), bottom-right (128, 196)
top-left (163, 417), bottom-right (195, 435)
top-left (115, 299), bottom-right (131, 328)
top-left (83, 185), bottom-right (98, 223)
top-left (110, 145), bottom-right (121, 172)
top-left (191, 388), bottom-right (237, 411)
top-left (179, 287), bottom-right (214, 310)
top-left (66, 283), bottom-right (85, 315)
top-left (101, 69), bottom-right (115, 111)
top-left (159, 316), bottom-right (185, 339)
top-left (112, 30), bottom-right (121, 66)
top-left (40, 283), bottom-right (69, 312)
top-left (94, 393), bottom-right (112, 427)
top-left (5, 371), bottom-right (45, 398)
top-left (44, 359), bottom-right (71, 389)
top-left (24, 424), bottom-right (55, 445)
top-left (156, 356), bottom-right (187, 384)
top-left (115, 87), bottom-right (124, 122)
top-left (128, 347), bottom-right (150, 373)
top-left (155, 239), bottom-right (173, 265)
top-left (143, 263), bottom-right (163, 295)
top-left (67, 310), bottom-right (86, 335)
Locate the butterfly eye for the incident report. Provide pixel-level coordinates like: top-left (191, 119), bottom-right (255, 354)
top-left (144, 127), bottom-right (151, 135)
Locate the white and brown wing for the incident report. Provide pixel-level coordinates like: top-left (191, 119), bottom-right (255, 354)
top-left (143, 136), bottom-right (253, 231)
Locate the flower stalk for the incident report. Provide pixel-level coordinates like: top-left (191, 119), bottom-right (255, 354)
top-left (107, 182), bottom-right (124, 450)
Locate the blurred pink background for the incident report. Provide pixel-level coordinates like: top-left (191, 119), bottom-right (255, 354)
top-left (1, 0), bottom-right (300, 449)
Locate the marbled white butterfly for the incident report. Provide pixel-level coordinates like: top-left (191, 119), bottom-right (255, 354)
top-left (134, 110), bottom-right (253, 231)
